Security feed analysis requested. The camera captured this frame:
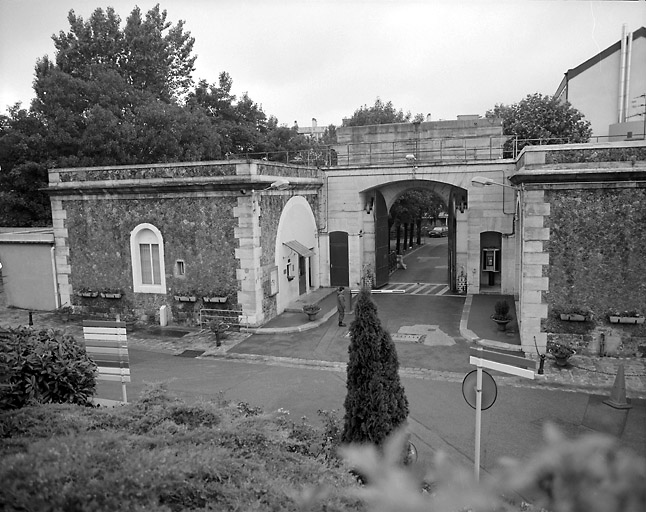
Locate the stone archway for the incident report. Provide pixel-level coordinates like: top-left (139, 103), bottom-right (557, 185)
top-left (274, 196), bottom-right (318, 314)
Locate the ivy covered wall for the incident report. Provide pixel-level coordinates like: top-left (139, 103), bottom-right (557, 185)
top-left (542, 186), bottom-right (646, 351)
top-left (66, 194), bottom-right (238, 324)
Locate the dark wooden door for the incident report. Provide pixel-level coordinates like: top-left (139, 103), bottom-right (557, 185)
top-left (374, 191), bottom-right (389, 288)
top-left (329, 231), bottom-right (349, 286)
top-left (298, 256), bottom-right (306, 295)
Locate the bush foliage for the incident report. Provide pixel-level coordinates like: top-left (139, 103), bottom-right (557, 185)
top-left (0, 385), bottom-right (360, 512)
top-left (1, 386), bottom-right (644, 512)
top-left (0, 326), bottom-right (97, 410)
top-left (343, 289), bottom-right (409, 446)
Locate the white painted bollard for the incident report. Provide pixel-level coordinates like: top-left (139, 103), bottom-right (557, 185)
top-left (160, 305), bottom-right (168, 326)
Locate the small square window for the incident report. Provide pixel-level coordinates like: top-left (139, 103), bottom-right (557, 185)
top-left (627, 131), bottom-right (633, 139)
top-left (175, 260), bottom-right (186, 277)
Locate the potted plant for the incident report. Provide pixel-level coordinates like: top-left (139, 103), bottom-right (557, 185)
top-left (547, 340), bottom-right (575, 367)
top-left (121, 313), bottom-right (138, 332)
top-left (559, 306), bottom-right (590, 322)
top-left (491, 300), bottom-right (512, 331)
top-left (608, 310), bottom-right (645, 325)
top-left (303, 304), bottom-right (321, 321)
top-left (209, 320), bottom-right (230, 347)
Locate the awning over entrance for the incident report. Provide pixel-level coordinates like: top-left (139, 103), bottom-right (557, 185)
top-left (283, 240), bottom-right (315, 257)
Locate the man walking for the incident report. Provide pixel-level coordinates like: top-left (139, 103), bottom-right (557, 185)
top-left (337, 286), bottom-right (346, 327)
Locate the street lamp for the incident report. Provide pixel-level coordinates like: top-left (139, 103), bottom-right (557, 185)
top-left (262, 178), bottom-right (290, 191)
top-left (471, 176), bottom-right (518, 232)
top-left (471, 176), bottom-right (515, 189)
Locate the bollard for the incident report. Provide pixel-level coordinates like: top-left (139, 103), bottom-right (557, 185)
top-left (537, 354), bottom-right (545, 375)
top-left (29, 311), bottom-right (33, 326)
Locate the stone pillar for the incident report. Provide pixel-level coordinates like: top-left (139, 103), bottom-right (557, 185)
top-left (234, 193), bottom-right (264, 326)
top-left (520, 189), bottom-right (550, 353)
top-left (50, 198), bottom-right (71, 308)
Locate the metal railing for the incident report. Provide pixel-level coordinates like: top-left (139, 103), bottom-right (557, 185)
top-left (198, 308), bottom-right (248, 330)
top-left (225, 133), bottom-right (646, 168)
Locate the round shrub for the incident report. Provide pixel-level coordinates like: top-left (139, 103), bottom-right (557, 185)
top-left (0, 326), bottom-right (97, 410)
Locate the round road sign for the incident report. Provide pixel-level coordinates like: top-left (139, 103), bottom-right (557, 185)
top-left (462, 369), bottom-right (497, 410)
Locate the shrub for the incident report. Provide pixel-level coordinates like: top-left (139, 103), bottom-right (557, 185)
top-left (493, 300), bottom-right (511, 320)
top-left (342, 289), bottom-right (409, 447)
top-left (0, 326), bottom-right (97, 410)
top-left (0, 386), bottom-right (364, 512)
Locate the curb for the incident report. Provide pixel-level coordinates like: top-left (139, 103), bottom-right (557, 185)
top-left (241, 307), bottom-right (338, 334)
top-left (459, 294), bottom-right (523, 352)
top-left (203, 351), bottom-right (646, 398)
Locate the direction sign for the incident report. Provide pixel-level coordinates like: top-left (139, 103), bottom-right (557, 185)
top-left (467, 346), bottom-right (536, 482)
top-left (469, 347), bottom-right (536, 379)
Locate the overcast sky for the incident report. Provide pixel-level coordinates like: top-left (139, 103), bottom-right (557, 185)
top-left (1, 0), bottom-right (645, 127)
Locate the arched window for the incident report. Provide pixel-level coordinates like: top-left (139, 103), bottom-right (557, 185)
top-left (130, 223), bottom-right (166, 294)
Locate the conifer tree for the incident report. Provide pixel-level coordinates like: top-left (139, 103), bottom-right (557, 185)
top-left (342, 289), bottom-right (409, 446)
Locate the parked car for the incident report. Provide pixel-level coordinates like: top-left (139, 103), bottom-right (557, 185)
top-left (428, 226), bottom-right (448, 237)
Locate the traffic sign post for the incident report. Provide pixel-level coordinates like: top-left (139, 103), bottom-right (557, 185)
top-left (466, 347), bottom-right (536, 481)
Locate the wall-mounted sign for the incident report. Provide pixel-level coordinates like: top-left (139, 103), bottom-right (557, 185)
top-left (269, 266), bottom-right (279, 296)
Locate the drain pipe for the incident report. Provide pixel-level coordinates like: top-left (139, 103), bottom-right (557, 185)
top-left (625, 30), bottom-right (633, 122)
top-left (618, 24), bottom-right (627, 123)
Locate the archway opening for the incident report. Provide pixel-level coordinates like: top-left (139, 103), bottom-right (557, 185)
top-left (386, 187), bottom-right (450, 291)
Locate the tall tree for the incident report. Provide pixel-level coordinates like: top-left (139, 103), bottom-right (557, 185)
top-left (187, 73), bottom-right (268, 155)
top-left (342, 289), bottom-right (409, 446)
top-left (344, 98), bottom-right (421, 126)
top-left (486, 93), bottom-right (592, 157)
top-left (0, 106), bottom-right (49, 226)
top-left (0, 5), bottom-right (220, 226)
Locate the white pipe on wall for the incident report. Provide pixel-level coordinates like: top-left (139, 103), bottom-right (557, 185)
top-left (618, 25), bottom-right (627, 123)
top-left (50, 246), bottom-right (60, 309)
top-left (625, 31), bottom-right (633, 122)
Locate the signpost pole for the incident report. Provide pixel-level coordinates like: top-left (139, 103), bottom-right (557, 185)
top-left (474, 364), bottom-right (483, 482)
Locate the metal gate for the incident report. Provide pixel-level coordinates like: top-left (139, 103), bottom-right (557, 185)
top-left (329, 231), bottom-right (349, 286)
top-left (374, 191), bottom-right (389, 288)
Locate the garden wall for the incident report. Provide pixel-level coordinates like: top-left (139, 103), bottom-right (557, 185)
top-left (513, 142), bottom-right (646, 358)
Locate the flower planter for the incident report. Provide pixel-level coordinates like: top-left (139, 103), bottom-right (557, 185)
top-left (100, 292), bottom-right (123, 299)
top-left (560, 313), bottom-right (586, 322)
top-left (554, 355), bottom-right (571, 367)
top-left (203, 297), bottom-right (227, 304)
top-left (303, 306), bottom-right (321, 321)
top-left (174, 295), bottom-right (197, 302)
top-left (78, 291), bottom-right (99, 298)
top-left (609, 316), bottom-right (645, 325)
top-left (491, 316), bottom-right (511, 332)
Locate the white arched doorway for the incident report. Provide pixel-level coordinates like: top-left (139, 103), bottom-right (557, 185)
top-left (274, 196), bottom-right (319, 313)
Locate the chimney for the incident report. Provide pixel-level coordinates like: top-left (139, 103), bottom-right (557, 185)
top-left (312, 118), bottom-right (317, 129)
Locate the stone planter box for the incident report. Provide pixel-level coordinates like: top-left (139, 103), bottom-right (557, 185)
top-left (100, 292), bottom-right (123, 299)
top-left (174, 295), bottom-right (197, 302)
top-left (78, 291), bottom-right (99, 298)
top-left (560, 313), bottom-right (587, 322)
top-left (203, 296), bottom-right (227, 304)
top-left (609, 316), bottom-right (645, 325)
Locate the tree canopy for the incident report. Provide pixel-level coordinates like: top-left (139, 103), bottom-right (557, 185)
top-left (0, 4), bottom-right (324, 226)
top-left (390, 190), bottom-right (445, 226)
top-left (486, 93), bottom-right (592, 157)
top-left (343, 98), bottom-right (424, 127)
